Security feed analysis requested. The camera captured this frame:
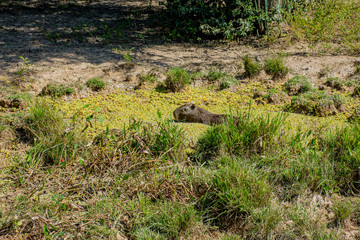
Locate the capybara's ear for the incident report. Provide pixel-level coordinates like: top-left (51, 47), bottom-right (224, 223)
top-left (190, 102), bottom-right (195, 110)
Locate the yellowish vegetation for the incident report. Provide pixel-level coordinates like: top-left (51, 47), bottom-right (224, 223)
top-left (53, 85), bottom-right (350, 142)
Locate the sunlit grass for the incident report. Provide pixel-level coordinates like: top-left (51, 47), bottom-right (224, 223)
top-left (52, 86), bottom-right (349, 143)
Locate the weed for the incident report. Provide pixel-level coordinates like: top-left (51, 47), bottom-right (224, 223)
top-left (219, 80), bottom-right (231, 90)
top-left (40, 83), bottom-right (75, 98)
top-left (353, 85), bottom-right (360, 97)
top-left (159, 68), bottom-right (193, 92)
top-left (325, 77), bottom-right (343, 90)
top-left (264, 56), bottom-right (289, 80)
top-left (113, 47), bottom-right (135, 65)
top-left (206, 70), bottom-right (227, 82)
top-left (332, 199), bottom-right (353, 225)
top-left (243, 55), bottom-right (261, 78)
top-left (16, 56), bottom-right (32, 76)
top-left (44, 30), bottom-right (61, 43)
top-left (355, 61), bottom-right (360, 74)
top-left (86, 77), bottom-right (106, 91)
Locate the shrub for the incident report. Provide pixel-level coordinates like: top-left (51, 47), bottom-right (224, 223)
top-left (40, 83), bottom-right (74, 98)
top-left (86, 77), bottom-right (106, 91)
top-left (284, 76), bottom-right (312, 95)
top-left (161, 68), bottom-right (192, 92)
top-left (162, 0), bottom-right (283, 41)
top-left (243, 55), bottom-right (261, 78)
top-left (264, 56), bottom-right (289, 80)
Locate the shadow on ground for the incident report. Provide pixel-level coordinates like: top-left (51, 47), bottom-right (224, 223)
top-left (0, 0), bottom-right (166, 70)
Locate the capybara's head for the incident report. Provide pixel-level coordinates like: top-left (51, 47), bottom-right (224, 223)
top-left (173, 103), bottom-right (199, 122)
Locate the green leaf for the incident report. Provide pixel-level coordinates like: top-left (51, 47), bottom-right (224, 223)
top-left (123, 174), bottom-right (130, 180)
top-left (86, 114), bottom-right (94, 122)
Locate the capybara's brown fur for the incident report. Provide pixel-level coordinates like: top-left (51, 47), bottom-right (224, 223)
top-left (173, 103), bottom-right (234, 125)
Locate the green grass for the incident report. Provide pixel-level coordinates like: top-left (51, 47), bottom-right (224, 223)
top-left (284, 76), bottom-right (312, 95)
top-left (40, 83), bottom-right (75, 98)
top-left (286, 90), bottom-right (345, 116)
top-left (198, 156), bottom-right (272, 228)
top-left (287, 0), bottom-right (360, 53)
top-left (333, 199), bottom-right (353, 225)
top-left (206, 70), bottom-right (228, 82)
top-left (157, 68), bottom-right (193, 92)
top-left (23, 99), bottom-right (86, 165)
top-left (86, 77), bottom-right (106, 91)
top-left (194, 109), bottom-right (286, 162)
top-left (243, 54), bottom-right (261, 78)
top-left (264, 56), bottom-right (289, 80)
top-left (353, 85), bottom-right (360, 97)
top-left (355, 62), bottom-right (360, 74)
top-left (133, 199), bottom-right (201, 239)
top-left (2, 86), bottom-right (359, 239)
top-left (325, 77), bottom-right (343, 90)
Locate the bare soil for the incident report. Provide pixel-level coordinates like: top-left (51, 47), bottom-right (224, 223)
top-left (0, 0), bottom-right (359, 99)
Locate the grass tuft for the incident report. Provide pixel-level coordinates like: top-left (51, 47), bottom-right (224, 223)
top-left (158, 68), bottom-right (193, 92)
top-left (284, 76), bottom-right (312, 95)
top-left (264, 56), bottom-right (289, 80)
top-left (134, 199), bottom-right (201, 239)
top-left (243, 54), bottom-right (261, 78)
top-left (40, 83), bottom-right (75, 98)
top-left (86, 77), bottom-right (106, 91)
top-left (333, 199), bottom-right (353, 225)
top-left (23, 99), bottom-right (85, 165)
top-left (194, 109), bottom-right (286, 162)
top-left (198, 156), bottom-right (272, 228)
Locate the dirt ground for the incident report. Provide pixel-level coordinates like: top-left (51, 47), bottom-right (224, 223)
top-left (0, 0), bottom-right (359, 99)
